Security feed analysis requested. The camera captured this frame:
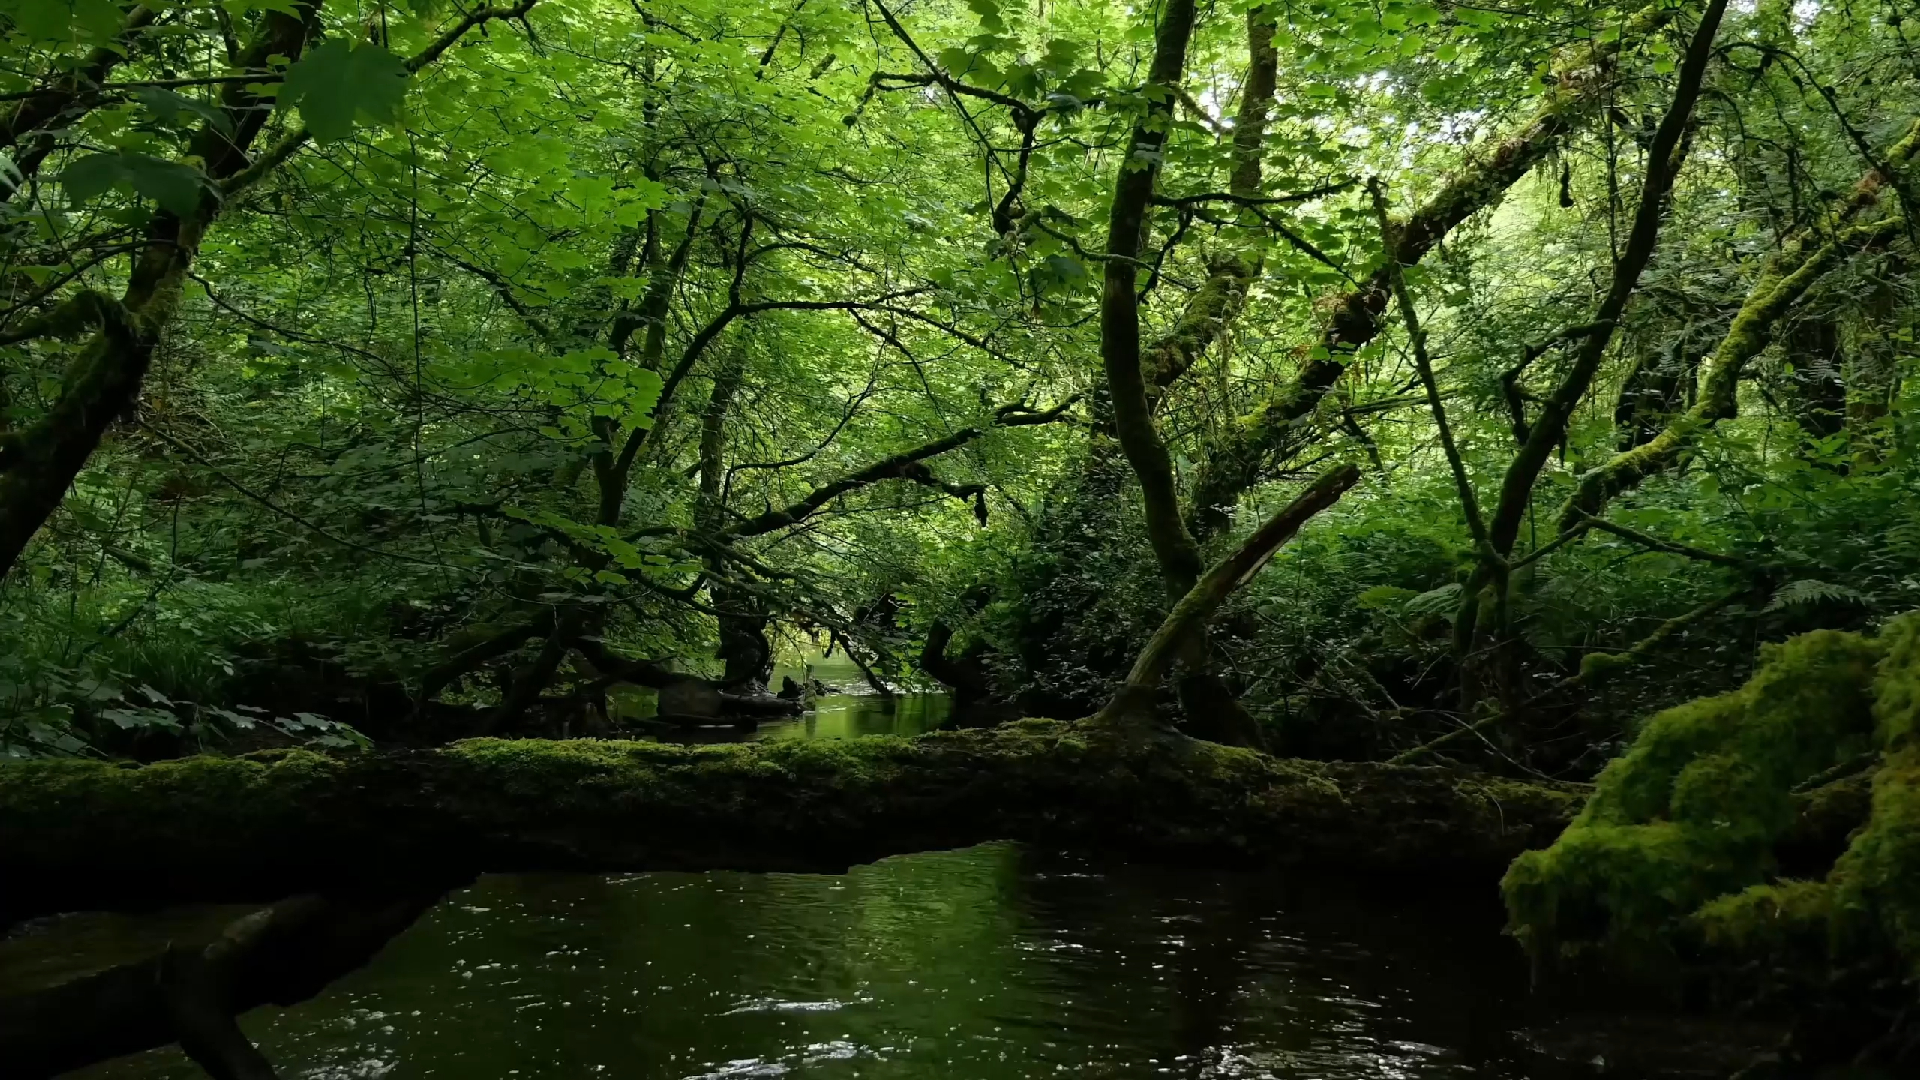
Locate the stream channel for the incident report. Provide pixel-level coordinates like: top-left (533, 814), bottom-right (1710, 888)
top-left (10, 672), bottom-right (1773, 1080)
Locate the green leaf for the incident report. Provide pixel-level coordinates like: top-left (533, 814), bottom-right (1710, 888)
top-left (1357, 585), bottom-right (1419, 611)
top-left (279, 39), bottom-right (411, 142)
top-left (59, 152), bottom-right (208, 216)
top-left (1039, 253), bottom-right (1086, 287)
top-left (123, 154), bottom-right (210, 216)
top-left (1, 0), bottom-right (123, 45)
top-left (1765, 580), bottom-right (1871, 612)
top-left (1405, 583), bottom-right (1464, 616)
top-left (58, 153), bottom-right (130, 205)
top-left (131, 88), bottom-right (234, 137)
top-left (625, 367), bottom-right (664, 427)
top-left (222, 0), bottom-right (310, 15)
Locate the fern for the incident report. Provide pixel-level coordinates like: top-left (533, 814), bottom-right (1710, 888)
top-left (1765, 579), bottom-right (1872, 613)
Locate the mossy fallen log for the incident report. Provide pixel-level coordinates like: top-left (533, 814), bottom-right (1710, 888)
top-left (0, 721), bottom-right (1587, 923)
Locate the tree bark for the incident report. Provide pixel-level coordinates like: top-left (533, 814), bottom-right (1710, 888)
top-left (1099, 0), bottom-right (1204, 598)
top-left (0, 725), bottom-right (1588, 926)
top-left (1183, 4), bottom-right (1674, 544)
top-left (1560, 118), bottom-right (1920, 531)
top-left (1142, 5), bottom-right (1279, 400)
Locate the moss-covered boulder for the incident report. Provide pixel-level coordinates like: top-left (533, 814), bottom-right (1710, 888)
top-left (1504, 614), bottom-right (1920, 1037)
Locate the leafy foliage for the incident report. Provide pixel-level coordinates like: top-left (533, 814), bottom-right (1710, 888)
top-left (0, 0), bottom-right (1913, 768)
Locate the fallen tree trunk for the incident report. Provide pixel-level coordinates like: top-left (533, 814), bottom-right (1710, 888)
top-left (0, 724), bottom-right (1586, 924)
top-left (3, 888), bottom-right (451, 1080)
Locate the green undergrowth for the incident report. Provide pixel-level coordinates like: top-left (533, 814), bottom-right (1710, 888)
top-left (1504, 612), bottom-right (1920, 987)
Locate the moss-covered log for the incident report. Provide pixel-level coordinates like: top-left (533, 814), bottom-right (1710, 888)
top-left (1505, 616), bottom-right (1920, 1060)
top-left (0, 722), bottom-right (1586, 923)
top-left (1498, 614), bottom-right (1920, 1069)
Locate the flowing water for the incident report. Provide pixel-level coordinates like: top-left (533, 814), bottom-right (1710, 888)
top-left (24, 690), bottom-right (1766, 1080)
top-left (70, 848), bottom-right (1576, 1080)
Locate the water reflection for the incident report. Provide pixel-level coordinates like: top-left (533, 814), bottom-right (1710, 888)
top-left (82, 845), bottom-right (1575, 1080)
top-left (759, 650), bottom-right (954, 740)
top-left (755, 693), bottom-right (951, 741)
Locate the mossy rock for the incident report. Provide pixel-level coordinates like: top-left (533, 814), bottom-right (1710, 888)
top-left (1505, 614), bottom-right (1920, 988)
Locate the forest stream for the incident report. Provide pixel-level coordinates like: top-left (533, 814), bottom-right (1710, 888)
top-left (8, 1), bottom-right (1920, 1072)
top-left (3, 695), bottom-right (1769, 1080)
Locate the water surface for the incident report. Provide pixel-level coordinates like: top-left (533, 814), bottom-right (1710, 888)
top-left (73, 844), bottom-right (1619, 1080)
top-left (45, 687), bottom-right (1752, 1079)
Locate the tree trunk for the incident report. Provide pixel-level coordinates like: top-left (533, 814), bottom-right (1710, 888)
top-left (1457, 0), bottom-right (1727, 714)
top-left (0, 724), bottom-right (1588, 925)
top-left (0, 5), bottom-right (318, 580)
top-left (1097, 465), bottom-right (1360, 729)
top-left (715, 597), bottom-right (776, 693)
top-left (1183, 4), bottom-right (1674, 545)
top-left (2, 888), bottom-right (450, 1080)
top-left (1561, 119), bottom-right (1920, 532)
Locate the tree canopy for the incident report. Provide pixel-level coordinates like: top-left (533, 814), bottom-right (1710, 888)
top-left (0, 0), bottom-right (1914, 772)
top-left (8, 1), bottom-right (1920, 1074)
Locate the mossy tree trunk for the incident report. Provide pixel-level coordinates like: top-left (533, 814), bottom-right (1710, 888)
top-left (0, 4), bottom-right (318, 580)
top-left (0, 2), bottom-right (536, 582)
top-left (0, 723), bottom-right (1588, 926)
top-left (1560, 118), bottom-right (1920, 532)
top-left (1182, 5), bottom-right (1675, 546)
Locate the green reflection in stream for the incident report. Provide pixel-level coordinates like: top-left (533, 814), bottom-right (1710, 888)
top-left (755, 694), bottom-right (951, 742)
top-left (82, 844), bottom-right (1568, 1080)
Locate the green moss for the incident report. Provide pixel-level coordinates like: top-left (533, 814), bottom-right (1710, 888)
top-left (1694, 879), bottom-right (1834, 959)
top-left (1504, 610), bottom-right (1920, 1002)
top-left (1831, 747), bottom-right (1920, 974)
top-left (1579, 651), bottom-right (1629, 681)
top-left (1503, 628), bottom-right (1882, 970)
top-left (1871, 611), bottom-right (1920, 748)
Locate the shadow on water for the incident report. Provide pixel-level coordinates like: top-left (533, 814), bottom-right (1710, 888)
top-left (27, 668), bottom-right (1774, 1080)
top-left (53, 843), bottom-right (1771, 1080)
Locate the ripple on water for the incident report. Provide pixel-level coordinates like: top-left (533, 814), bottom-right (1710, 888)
top-left (59, 843), bottom-right (1635, 1080)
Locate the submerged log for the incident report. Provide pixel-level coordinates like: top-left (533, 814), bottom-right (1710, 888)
top-left (0, 722), bottom-right (1587, 923)
top-left (2, 888), bottom-right (452, 1080)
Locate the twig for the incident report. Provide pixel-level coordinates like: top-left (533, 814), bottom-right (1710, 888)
top-left (136, 421), bottom-right (449, 567)
top-left (1391, 588), bottom-right (1743, 765)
